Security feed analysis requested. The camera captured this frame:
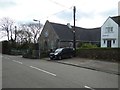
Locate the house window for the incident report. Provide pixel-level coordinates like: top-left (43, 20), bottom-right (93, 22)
top-left (113, 40), bottom-right (116, 44)
top-left (105, 27), bottom-right (113, 33)
top-left (103, 40), bottom-right (106, 44)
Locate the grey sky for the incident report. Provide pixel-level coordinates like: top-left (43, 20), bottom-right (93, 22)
top-left (0, 0), bottom-right (119, 28)
top-left (0, 0), bottom-right (16, 9)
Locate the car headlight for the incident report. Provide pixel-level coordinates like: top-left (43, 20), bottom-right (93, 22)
top-left (55, 53), bottom-right (58, 55)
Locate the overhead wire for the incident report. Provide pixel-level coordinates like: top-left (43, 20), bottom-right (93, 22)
top-left (48, 0), bottom-right (70, 8)
top-left (38, 0), bottom-right (73, 21)
top-left (39, 7), bottom-right (73, 21)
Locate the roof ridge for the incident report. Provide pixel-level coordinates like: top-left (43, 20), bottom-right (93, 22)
top-left (110, 15), bottom-right (120, 18)
top-left (49, 21), bottom-right (66, 26)
top-left (110, 15), bottom-right (120, 26)
top-left (49, 21), bottom-right (100, 30)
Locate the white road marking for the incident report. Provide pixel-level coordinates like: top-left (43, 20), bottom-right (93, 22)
top-left (12, 60), bottom-right (23, 64)
top-left (84, 85), bottom-right (95, 90)
top-left (30, 66), bottom-right (56, 77)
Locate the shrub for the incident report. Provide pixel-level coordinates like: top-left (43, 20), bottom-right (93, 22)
top-left (79, 43), bottom-right (98, 49)
top-left (2, 41), bottom-right (11, 54)
top-left (40, 51), bottom-right (49, 59)
top-left (76, 48), bottom-right (119, 62)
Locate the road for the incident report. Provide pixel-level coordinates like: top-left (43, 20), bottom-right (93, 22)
top-left (2, 54), bottom-right (118, 88)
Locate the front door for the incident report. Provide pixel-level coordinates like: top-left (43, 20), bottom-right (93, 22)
top-left (107, 40), bottom-right (111, 47)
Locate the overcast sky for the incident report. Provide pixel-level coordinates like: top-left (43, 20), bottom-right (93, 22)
top-left (0, 0), bottom-right (119, 28)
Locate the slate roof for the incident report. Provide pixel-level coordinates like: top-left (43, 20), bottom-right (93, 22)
top-left (111, 16), bottom-right (120, 26)
top-left (50, 21), bottom-right (101, 42)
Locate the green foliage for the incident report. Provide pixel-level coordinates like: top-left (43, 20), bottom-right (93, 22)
top-left (2, 41), bottom-right (10, 54)
top-left (79, 43), bottom-right (98, 49)
top-left (40, 52), bottom-right (49, 59)
top-left (22, 43), bottom-right (40, 59)
top-left (76, 48), bottom-right (120, 62)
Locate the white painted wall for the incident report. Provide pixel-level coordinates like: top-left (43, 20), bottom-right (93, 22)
top-left (118, 26), bottom-right (120, 47)
top-left (117, 2), bottom-right (120, 47)
top-left (101, 17), bottom-right (119, 48)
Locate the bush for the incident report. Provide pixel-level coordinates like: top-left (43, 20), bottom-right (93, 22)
top-left (76, 48), bottom-right (120, 62)
top-left (22, 49), bottom-right (40, 59)
top-left (22, 43), bottom-right (39, 59)
top-left (2, 41), bottom-right (11, 54)
top-left (10, 49), bottom-right (22, 55)
top-left (40, 51), bottom-right (49, 59)
top-left (79, 43), bottom-right (98, 49)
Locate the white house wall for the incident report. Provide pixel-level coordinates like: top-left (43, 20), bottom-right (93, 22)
top-left (101, 18), bottom-right (119, 48)
top-left (118, 26), bottom-right (120, 47)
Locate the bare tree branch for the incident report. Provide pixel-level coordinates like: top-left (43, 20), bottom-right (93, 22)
top-left (27, 23), bottom-right (43, 43)
top-left (0, 17), bottom-right (14, 41)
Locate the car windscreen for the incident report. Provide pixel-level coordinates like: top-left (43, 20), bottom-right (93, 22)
top-left (55, 48), bottom-right (63, 53)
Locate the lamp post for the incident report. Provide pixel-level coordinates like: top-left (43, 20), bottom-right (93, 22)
top-left (33, 19), bottom-right (40, 58)
top-left (33, 19), bottom-right (40, 29)
top-left (67, 6), bottom-right (76, 51)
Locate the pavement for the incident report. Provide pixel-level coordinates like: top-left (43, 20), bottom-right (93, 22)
top-left (45, 58), bottom-right (120, 75)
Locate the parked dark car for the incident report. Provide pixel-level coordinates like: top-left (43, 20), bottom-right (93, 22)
top-left (49, 48), bottom-right (75, 60)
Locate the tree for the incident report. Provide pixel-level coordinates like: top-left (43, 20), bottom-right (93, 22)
top-left (17, 23), bottom-right (42, 44)
top-left (27, 23), bottom-right (42, 43)
top-left (16, 24), bottom-right (33, 44)
top-left (0, 17), bottom-right (14, 41)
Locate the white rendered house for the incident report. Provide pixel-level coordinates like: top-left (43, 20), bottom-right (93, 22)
top-left (101, 16), bottom-right (120, 48)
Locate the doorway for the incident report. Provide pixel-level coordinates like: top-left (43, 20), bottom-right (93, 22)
top-left (107, 40), bottom-right (111, 47)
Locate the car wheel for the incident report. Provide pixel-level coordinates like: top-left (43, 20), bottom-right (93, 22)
top-left (50, 58), bottom-right (53, 60)
top-left (58, 56), bottom-right (62, 60)
top-left (70, 55), bottom-right (73, 58)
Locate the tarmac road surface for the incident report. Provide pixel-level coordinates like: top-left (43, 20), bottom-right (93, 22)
top-left (2, 55), bottom-right (119, 88)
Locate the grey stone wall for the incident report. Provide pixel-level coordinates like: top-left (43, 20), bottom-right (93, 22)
top-left (39, 21), bottom-right (59, 52)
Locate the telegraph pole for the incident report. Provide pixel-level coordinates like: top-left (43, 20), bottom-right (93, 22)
top-left (73, 6), bottom-right (76, 51)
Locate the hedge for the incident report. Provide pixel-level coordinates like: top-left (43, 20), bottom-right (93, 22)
top-left (76, 48), bottom-right (120, 62)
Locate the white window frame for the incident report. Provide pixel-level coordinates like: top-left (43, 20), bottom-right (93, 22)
top-left (103, 40), bottom-right (106, 44)
top-left (113, 39), bottom-right (116, 44)
top-left (105, 27), bottom-right (113, 33)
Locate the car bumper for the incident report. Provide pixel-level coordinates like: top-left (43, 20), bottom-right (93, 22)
top-left (50, 55), bottom-right (58, 60)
